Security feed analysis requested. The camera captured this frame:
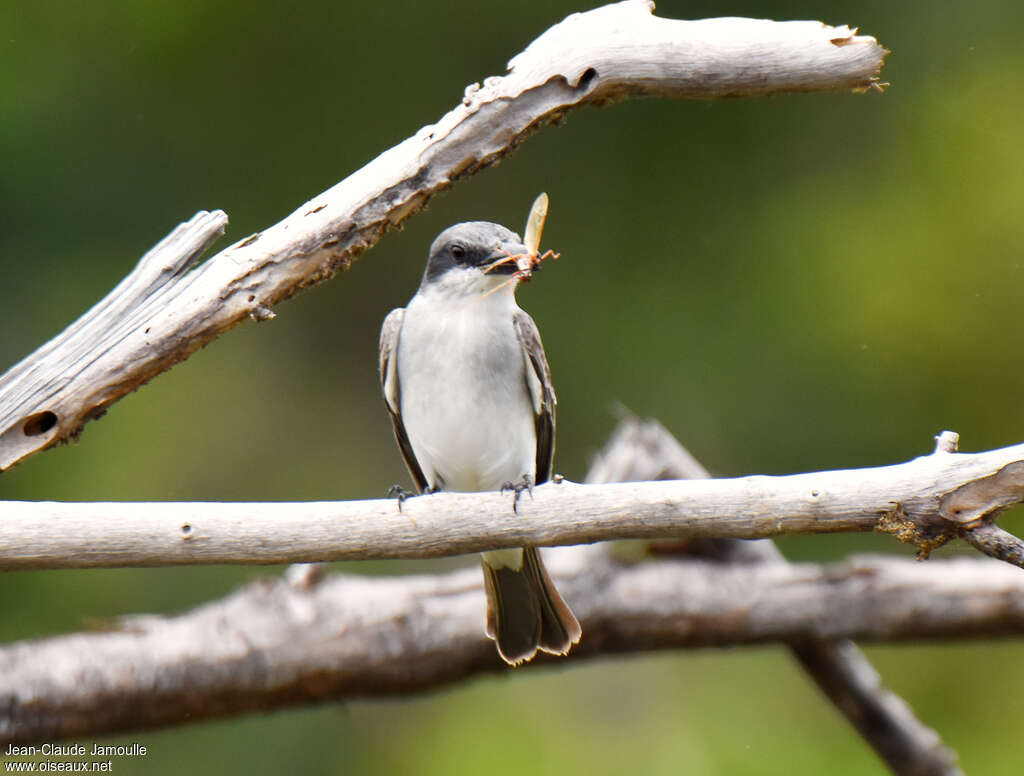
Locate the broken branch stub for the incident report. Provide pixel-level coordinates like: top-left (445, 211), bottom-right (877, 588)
top-left (0, 211), bottom-right (228, 470)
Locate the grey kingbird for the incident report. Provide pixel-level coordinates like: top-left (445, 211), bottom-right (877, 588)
top-left (379, 221), bottom-right (581, 665)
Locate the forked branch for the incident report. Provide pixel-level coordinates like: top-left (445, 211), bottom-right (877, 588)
top-left (0, 0), bottom-right (888, 472)
top-left (0, 417), bottom-right (966, 775)
top-left (588, 418), bottom-right (961, 776)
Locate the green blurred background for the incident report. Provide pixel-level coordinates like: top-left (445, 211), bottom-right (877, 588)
top-left (3, 0), bottom-right (1024, 772)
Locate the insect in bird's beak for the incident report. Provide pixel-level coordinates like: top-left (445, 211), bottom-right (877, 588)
top-left (512, 247), bottom-right (560, 282)
top-left (517, 191), bottom-right (559, 282)
top-left (473, 193), bottom-right (561, 307)
top-left (482, 192), bottom-right (561, 281)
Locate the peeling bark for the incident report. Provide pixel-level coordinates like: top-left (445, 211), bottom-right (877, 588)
top-left (0, 1), bottom-right (888, 472)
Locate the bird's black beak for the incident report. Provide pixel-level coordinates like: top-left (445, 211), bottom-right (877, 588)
top-left (484, 241), bottom-right (532, 276)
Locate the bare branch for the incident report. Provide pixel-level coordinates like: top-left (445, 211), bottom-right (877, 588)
top-left (0, 553), bottom-right (1018, 745)
top-left (962, 522), bottom-right (1024, 569)
top-left (0, 0), bottom-right (888, 472)
top-left (0, 415), bottom-right (969, 776)
top-left (589, 416), bottom-right (961, 776)
top-left (0, 211), bottom-right (227, 469)
top-left (789, 641), bottom-right (960, 776)
top-left (2, 433), bottom-right (1022, 572)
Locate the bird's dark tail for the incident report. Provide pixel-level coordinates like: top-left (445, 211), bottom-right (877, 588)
top-left (482, 546), bottom-right (581, 666)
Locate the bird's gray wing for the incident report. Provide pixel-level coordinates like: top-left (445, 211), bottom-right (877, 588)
top-left (379, 308), bottom-right (429, 493)
top-left (513, 310), bottom-right (557, 485)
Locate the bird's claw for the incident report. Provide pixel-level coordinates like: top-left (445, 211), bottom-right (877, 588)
top-left (387, 484), bottom-right (416, 512)
top-left (388, 483), bottom-right (442, 512)
top-left (501, 475), bottom-right (534, 514)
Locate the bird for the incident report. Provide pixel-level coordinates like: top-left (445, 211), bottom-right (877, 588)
top-left (378, 220), bottom-right (581, 665)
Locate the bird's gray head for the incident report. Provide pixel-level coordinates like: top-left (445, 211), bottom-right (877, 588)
top-left (420, 221), bottom-right (530, 291)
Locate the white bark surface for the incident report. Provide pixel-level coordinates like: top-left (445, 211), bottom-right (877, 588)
top-left (0, 0), bottom-right (888, 472)
top-left (2, 434), bottom-right (1021, 571)
top-left (588, 417), bottom-right (961, 776)
top-left (0, 416), bottom-right (965, 774)
top-left (0, 212), bottom-right (227, 470)
top-left (0, 553), bottom-right (1016, 746)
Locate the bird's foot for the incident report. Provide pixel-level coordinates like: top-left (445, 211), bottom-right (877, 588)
top-left (387, 484), bottom-right (440, 512)
top-left (501, 474), bottom-right (534, 514)
top-left (387, 484), bottom-right (416, 512)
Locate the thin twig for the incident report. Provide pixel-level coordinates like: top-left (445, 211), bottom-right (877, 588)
top-left (963, 522), bottom-right (1024, 569)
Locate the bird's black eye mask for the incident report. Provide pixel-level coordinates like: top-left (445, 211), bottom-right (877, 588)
top-left (424, 241), bottom-right (517, 282)
top-left (421, 222), bottom-right (527, 285)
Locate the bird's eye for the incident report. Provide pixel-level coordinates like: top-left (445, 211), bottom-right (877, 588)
top-left (451, 244), bottom-right (466, 260)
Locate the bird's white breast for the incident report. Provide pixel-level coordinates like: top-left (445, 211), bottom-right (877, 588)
top-left (397, 281), bottom-right (536, 493)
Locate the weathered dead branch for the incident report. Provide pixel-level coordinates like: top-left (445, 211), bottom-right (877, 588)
top-left (0, 552), bottom-right (1016, 747)
top-left (0, 0), bottom-right (888, 472)
top-left (2, 432), bottom-right (1022, 575)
